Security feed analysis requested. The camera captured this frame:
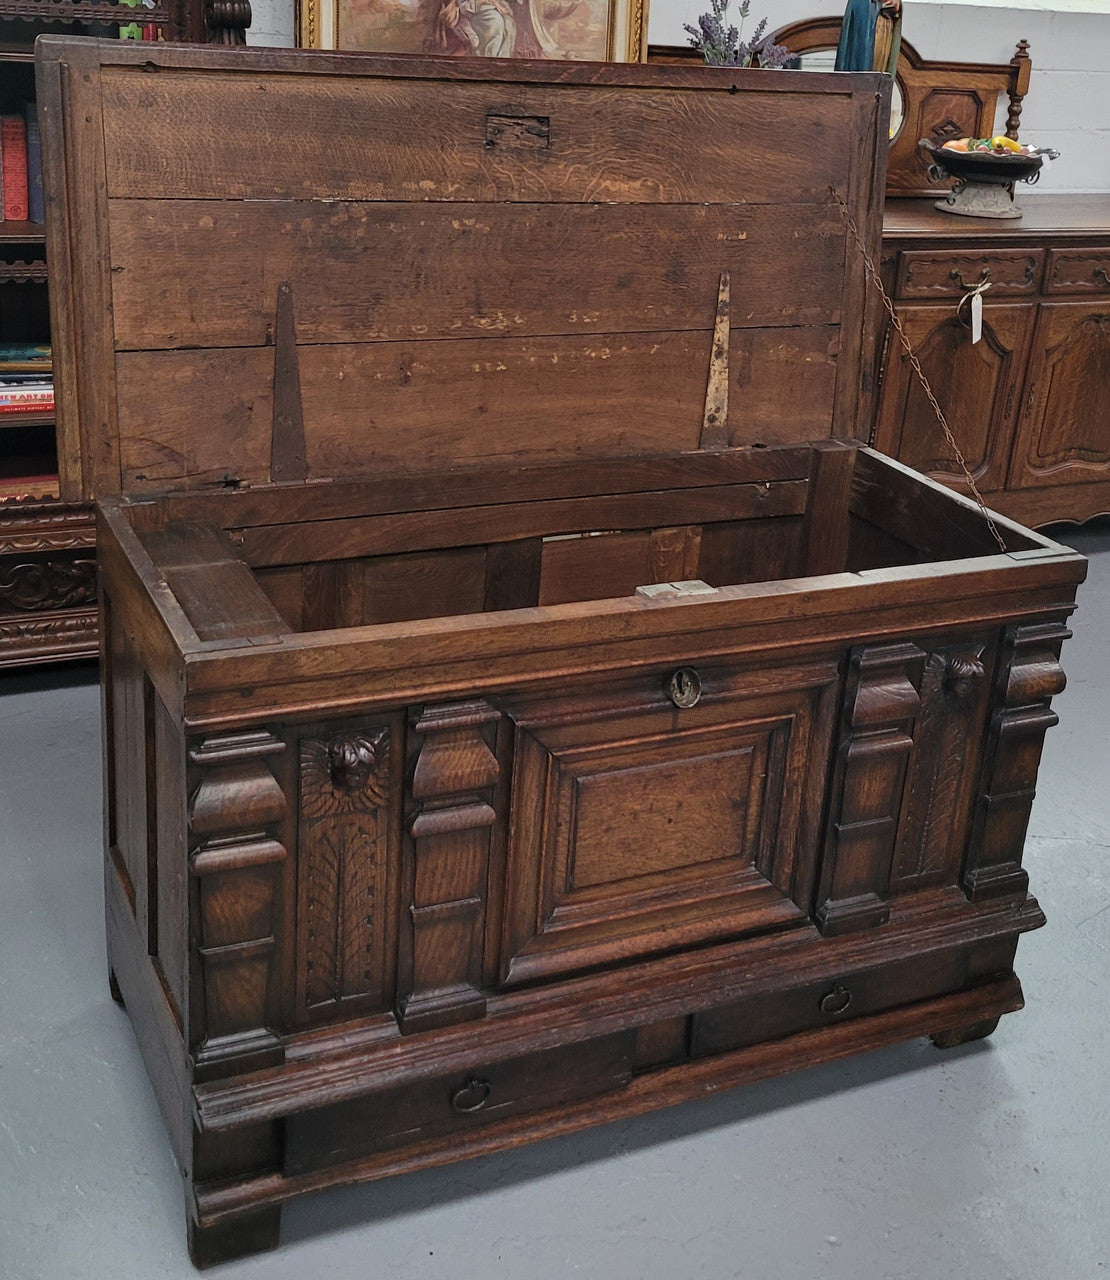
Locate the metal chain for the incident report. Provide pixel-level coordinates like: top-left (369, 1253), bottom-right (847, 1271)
top-left (829, 186), bottom-right (1009, 554)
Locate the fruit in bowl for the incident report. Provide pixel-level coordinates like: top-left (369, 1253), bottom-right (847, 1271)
top-left (942, 135), bottom-right (1040, 155)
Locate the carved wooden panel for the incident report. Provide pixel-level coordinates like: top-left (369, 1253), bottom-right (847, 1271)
top-left (896, 251), bottom-right (1042, 300)
top-left (499, 661), bottom-right (840, 986)
top-left (964, 621), bottom-right (1069, 901)
top-left (397, 700), bottom-right (501, 1034)
top-left (0, 495), bottom-right (99, 668)
top-left (873, 303), bottom-right (1034, 493)
top-left (1045, 249), bottom-right (1110, 297)
top-left (818, 633), bottom-right (1012, 930)
top-left (888, 637), bottom-right (994, 892)
top-left (1008, 304), bottom-right (1110, 490)
top-left (187, 731), bottom-right (289, 1076)
top-left (295, 725), bottom-right (397, 1022)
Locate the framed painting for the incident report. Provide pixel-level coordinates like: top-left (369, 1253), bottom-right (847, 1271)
top-left (297, 0), bottom-right (649, 62)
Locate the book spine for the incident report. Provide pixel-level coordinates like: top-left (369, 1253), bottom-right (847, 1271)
top-left (1, 116), bottom-right (29, 223)
top-left (0, 388), bottom-right (54, 409)
top-left (25, 104), bottom-right (44, 225)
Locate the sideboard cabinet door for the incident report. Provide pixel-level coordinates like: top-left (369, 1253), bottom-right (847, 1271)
top-left (1007, 301), bottom-right (1110, 492)
top-left (873, 303), bottom-right (1035, 495)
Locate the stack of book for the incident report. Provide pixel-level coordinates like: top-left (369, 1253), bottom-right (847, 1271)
top-left (0, 106), bottom-right (44, 225)
top-left (0, 344), bottom-right (53, 422)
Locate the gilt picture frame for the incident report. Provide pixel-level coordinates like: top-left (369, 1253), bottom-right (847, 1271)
top-left (297, 0), bottom-right (649, 63)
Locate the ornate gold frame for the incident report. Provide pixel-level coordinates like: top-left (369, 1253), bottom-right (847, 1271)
top-left (297, 0), bottom-right (649, 61)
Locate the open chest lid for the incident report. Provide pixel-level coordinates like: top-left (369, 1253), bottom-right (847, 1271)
top-left (37, 39), bottom-right (889, 503)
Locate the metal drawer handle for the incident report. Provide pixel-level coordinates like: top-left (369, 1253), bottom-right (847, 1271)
top-left (950, 265), bottom-right (992, 291)
top-left (450, 1076), bottom-right (492, 1114)
top-left (819, 984), bottom-right (852, 1017)
top-left (1094, 266), bottom-right (1110, 288)
top-left (667, 667), bottom-right (702, 709)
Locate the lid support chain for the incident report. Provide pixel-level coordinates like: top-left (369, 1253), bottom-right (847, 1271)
top-left (699, 271), bottom-right (731, 451)
top-left (271, 280), bottom-right (308, 483)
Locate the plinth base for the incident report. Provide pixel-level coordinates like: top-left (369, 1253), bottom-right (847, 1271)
top-left (935, 182), bottom-right (1023, 219)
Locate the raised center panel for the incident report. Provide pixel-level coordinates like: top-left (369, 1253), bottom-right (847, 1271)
top-left (497, 660), bottom-right (842, 986)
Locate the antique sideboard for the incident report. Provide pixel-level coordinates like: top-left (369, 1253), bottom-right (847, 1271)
top-left (39, 40), bottom-right (1083, 1266)
top-left (652, 34), bottom-right (1110, 531)
top-left (876, 196), bottom-right (1110, 529)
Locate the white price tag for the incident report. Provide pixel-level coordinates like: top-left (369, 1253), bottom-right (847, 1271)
top-left (959, 279), bottom-right (991, 344)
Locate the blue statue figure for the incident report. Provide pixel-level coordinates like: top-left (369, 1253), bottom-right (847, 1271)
top-left (835, 0), bottom-right (902, 74)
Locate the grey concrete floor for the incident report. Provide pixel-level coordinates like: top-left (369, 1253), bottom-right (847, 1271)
top-left (2, 527), bottom-right (1108, 1280)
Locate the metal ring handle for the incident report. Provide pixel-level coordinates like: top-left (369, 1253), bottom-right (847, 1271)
top-left (950, 265), bottom-right (992, 291)
top-left (450, 1076), bottom-right (492, 1114)
top-left (819, 984), bottom-right (852, 1017)
top-left (1094, 266), bottom-right (1110, 289)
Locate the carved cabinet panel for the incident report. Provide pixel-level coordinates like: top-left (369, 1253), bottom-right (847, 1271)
top-left (498, 661), bottom-right (842, 986)
top-left (815, 634), bottom-right (995, 935)
top-left (873, 303), bottom-right (1034, 494)
top-left (1007, 302), bottom-right (1110, 491)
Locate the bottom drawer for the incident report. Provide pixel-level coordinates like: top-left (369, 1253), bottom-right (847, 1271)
top-left (285, 1031), bottom-right (635, 1175)
top-left (691, 949), bottom-right (970, 1057)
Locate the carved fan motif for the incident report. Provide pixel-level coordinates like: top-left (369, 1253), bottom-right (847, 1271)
top-left (299, 730), bottom-right (389, 817)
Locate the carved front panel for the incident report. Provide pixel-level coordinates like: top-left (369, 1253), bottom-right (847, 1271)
top-left (873, 303), bottom-right (1034, 493)
top-left (498, 661), bottom-right (840, 987)
top-left (816, 634), bottom-right (994, 935)
top-left (295, 725), bottom-right (399, 1022)
top-left (1008, 303), bottom-right (1110, 489)
top-left (889, 639), bottom-right (995, 891)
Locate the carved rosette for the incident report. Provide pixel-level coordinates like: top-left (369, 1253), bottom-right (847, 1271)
top-left (187, 731), bottom-right (288, 1076)
top-left (817, 643), bottom-right (923, 936)
top-left (398, 700), bottom-right (501, 1034)
top-left (296, 728), bottom-right (394, 1020)
top-left (963, 621), bottom-right (1069, 901)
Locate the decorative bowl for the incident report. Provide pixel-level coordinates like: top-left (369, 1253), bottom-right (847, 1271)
top-left (919, 138), bottom-right (1048, 186)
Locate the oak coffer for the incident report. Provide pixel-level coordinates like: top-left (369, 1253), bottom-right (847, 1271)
top-left (36, 38), bottom-right (1085, 1267)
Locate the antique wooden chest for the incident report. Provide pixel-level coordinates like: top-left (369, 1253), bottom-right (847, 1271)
top-left (37, 38), bottom-right (1085, 1267)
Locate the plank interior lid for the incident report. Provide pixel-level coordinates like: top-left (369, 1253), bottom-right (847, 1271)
top-left (37, 39), bottom-right (889, 502)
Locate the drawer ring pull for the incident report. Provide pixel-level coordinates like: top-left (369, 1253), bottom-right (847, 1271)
top-left (950, 265), bottom-right (992, 291)
top-left (450, 1076), bottom-right (493, 1114)
top-left (667, 667), bottom-right (702, 709)
top-left (1094, 266), bottom-right (1110, 288)
top-left (819, 984), bottom-right (852, 1017)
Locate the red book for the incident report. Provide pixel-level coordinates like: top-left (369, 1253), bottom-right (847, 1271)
top-left (1, 116), bottom-right (29, 222)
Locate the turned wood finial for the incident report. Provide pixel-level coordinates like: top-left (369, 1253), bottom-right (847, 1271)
top-left (206, 0), bottom-right (252, 44)
top-left (699, 271), bottom-right (731, 451)
top-left (1005, 39), bottom-right (1031, 140)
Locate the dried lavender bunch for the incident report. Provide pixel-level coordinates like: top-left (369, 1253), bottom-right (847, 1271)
top-left (684, 0), bottom-right (791, 68)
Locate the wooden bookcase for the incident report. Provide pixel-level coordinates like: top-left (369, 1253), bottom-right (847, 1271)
top-left (0, 0), bottom-right (250, 669)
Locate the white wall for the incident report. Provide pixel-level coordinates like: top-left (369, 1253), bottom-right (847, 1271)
top-left (246, 0), bottom-right (1110, 193)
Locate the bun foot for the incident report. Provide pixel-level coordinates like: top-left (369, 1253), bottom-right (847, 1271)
top-left (188, 1206), bottom-right (281, 1269)
top-left (930, 1017), bottom-right (1000, 1049)
top-left (108, 967), bottom-right (125, 1006)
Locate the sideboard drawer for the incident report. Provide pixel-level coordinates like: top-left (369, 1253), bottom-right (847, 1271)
top-left (895, 249), bottom-right (1043, 299)
top-left (1045, 248), bottom-right (1110, 295)
top-left (690, 949), bottom-right (970, 1057)
top-left (284, 1031), bottom-right (635, 1174)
